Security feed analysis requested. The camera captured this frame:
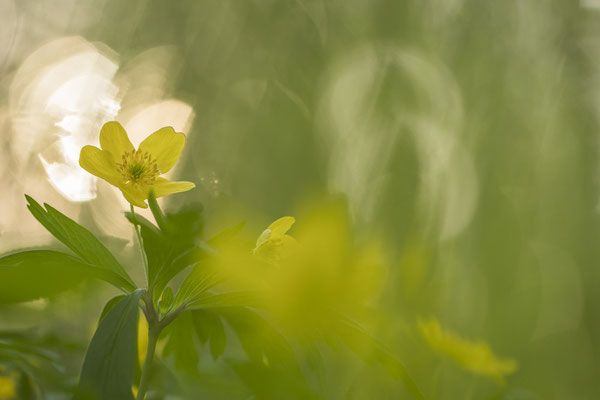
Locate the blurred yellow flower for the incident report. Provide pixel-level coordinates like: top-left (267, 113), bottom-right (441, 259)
top-left (418, 317), bottom-right (517, 385)
top-left (262, 205), bottom-right (384, 332)
top-left (0, 374), bottom-right (15, 399)
top-left (206, 202), bottom-right (384, 339)
top-left (79, 121), bottom-right (195, 208)
top-left (253, 216), bottom-right (297, 263)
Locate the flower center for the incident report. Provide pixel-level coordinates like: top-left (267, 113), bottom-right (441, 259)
top-left (117, 149), bottom-right (159, 185)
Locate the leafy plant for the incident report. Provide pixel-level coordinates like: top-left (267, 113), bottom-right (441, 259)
top-left (0, 122), bottom-right (426, 400)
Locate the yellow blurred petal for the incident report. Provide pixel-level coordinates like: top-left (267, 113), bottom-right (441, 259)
top-left (254, 234), bottom-right (297, 264)
top-left (0, 375), bottom-right (15, 399)
top-left (255, 228), bottom-right (272, 250)
top-left (120, 183), bottom-right (149, 208)
top-left (280, 234), bottom-right (297, 248)
top-left (418, 317), bottom-right (517, 385)
top-left (79, 145), bottom-right (123, 186)
top-left (253, 217), bottom-right (296, 253)
top-left (138, 127), bottom-right (185, 173)
top-left (268, 216), bottom-right (295, 238)
top-left (99, 121), bottom-right (134, 161)
top-left (151, 177), bottom-right (195, 198)
top-left (138, 315), bottom-right (148, 366)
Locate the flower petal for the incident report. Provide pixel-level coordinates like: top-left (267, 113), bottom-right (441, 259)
top-left (268, 216), bottom-right (295, 238)
top-left (79, 145), bottom-right (123, 186)
top-left (120, 183), bottom-right (149, 208)
top-left (254, 229), bottom-right (272, 250)
top-left (151, 177), bottom-right (195, 198)
top-left (99, 121), bottom-right (134, 161)
top-left (138, 127), bottom-right (185, 173)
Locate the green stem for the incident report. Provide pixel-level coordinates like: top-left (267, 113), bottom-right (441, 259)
top-left (136, 323), bottom-right (160, 400)
top-left (136, 292), bottom-right (182, 400)
top-left (130, 204), bottom-right (150, 285)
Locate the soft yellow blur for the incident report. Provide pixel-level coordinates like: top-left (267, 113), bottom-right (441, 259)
top-left (253, 216), bottom-right (297, 263)
top-left (212, 202), bottom-right (385, 336)
top-left (418, 317), bottom-right (517, 385)
top-left (138, 314), bottom-right (149, 367)
top-left (0, 372), bottom-right (15, 400)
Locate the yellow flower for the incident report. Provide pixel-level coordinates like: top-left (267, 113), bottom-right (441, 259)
top-left (418, 317), bottom-right (517, 385)
top-left (254, 206), bottom-right (383, 332)
top-left (79, 121), bottom-right (195, 208)
top-left (253, 216), bottom-right (297, 263)
top-left (0, 374), bottom-right (15, 399)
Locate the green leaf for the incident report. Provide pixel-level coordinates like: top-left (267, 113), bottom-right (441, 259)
top-left (77, 289), bottom-right (143, 400)
top-left (190, 310), bottom-right (228, 360)
top-left (0, 250), bottom-right (87, 304)
top-left (191, 310), bottom-right (218, 344)
top-left (158, 287), bottom-right (174, 316)
top-left (0, 250), bottom-right (133, 303)
top-left (162, 312), bottom-right (200, 373)
top-left (163, 201), bottom-right (205, 241)
top-left (152, 247), bottom-right (210, 305)
top-left (124, 212), bottom-right (158, 234)
top-left (25, 196), bottom-right (135, 292)
top-left (99, 295), bottom-right (127, 322)
top-left (208, 314), bottom-right (226, 360)
top-left (221, 307), bottom-right (294, 367)
top-left (172, 264), bottom-right (220, 309)
top-left (125, 202), bottom-right (210, 302)
top-left (139, 223), bottom-right (168, 288)
top-left (125, 210), bottom-right (175, 292)
top-left (0, 330), bottom-right (73, 399)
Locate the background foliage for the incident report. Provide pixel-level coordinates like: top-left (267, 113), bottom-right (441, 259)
top-left (1, 0), bottom-right (600, 399)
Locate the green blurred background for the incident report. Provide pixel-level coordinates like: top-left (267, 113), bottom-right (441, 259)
top-left (1, 0), bottom-right (600, 399)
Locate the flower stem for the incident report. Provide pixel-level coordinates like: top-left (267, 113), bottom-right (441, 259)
top-left (136, 323), bottom-right (160, 400)
top-left (130, 204), bottom-right (150, 284)
top-left (136, 291), bottom-right (182, 399)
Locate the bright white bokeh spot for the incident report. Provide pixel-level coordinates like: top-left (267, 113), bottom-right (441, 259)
top-left (40, 155), bottom-right (97, 201)
top-left (10, 36), bottom-right (121, 202)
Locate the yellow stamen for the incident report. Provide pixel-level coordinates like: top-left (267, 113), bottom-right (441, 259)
top-left (117, 150), bottom-right (160, 186)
